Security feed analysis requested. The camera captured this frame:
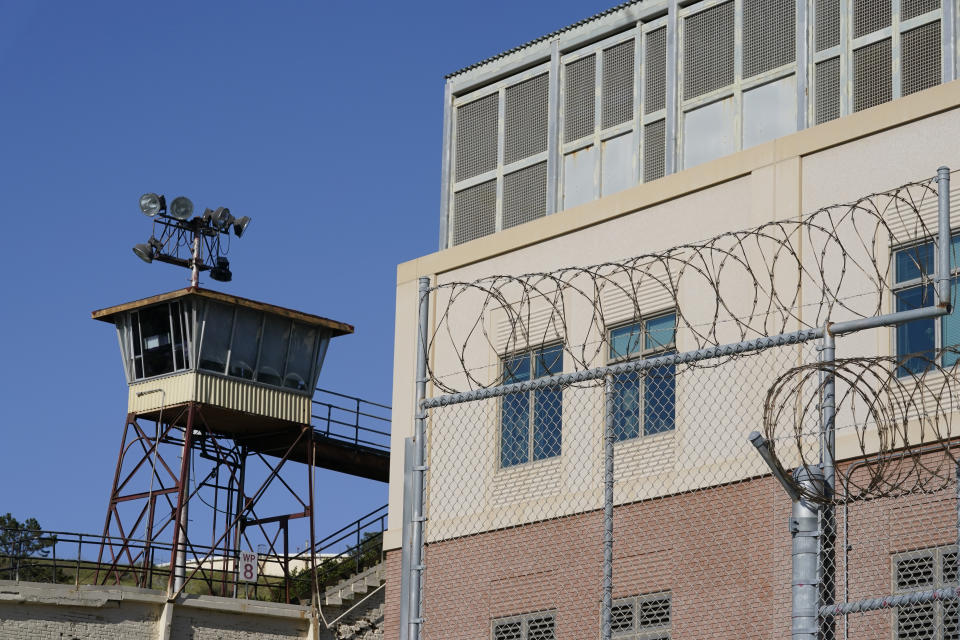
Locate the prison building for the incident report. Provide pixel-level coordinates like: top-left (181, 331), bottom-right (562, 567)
top-left (386, 1), bottom-right (960, 639)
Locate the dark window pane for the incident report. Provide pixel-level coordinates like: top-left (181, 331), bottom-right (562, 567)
top-left (140, 304), bottom-right (176, 378)
top-left (896, 241), bottom-right (934, 283)
top-left (644, 356), bottom-right (676, 435)
top-left (612, 371), bottom-right (641, 441)
top-left (610, 322), bottom-right (643, 359)
top-left (943, 277), bottom-right (960, 367)
top-left (170, 301), bottom-right (186, 370)
top-left (535, 344), bottom-right (563, 377)
top-left (896, 285), bottom-right (936, 375)
top-left (645, 313), bottom-right (676, 350)
top-left (257, 315), bottom-right (291, 386)
top-left (199, 303), bottom-right (234, 374)
top-left (501, 392), bottom-right (530, 467)
top-left (533, 387), bottom-right (562, 460)
top-left (505, 353), bottom-right (530, 384)
top-left (228, 308), bottom-right (261, 380)
top-left (284, 323), bottom-right (319, 390)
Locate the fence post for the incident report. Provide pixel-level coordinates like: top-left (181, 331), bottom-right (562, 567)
top-left (820, 330), bottom-right (837, 639)
top-left (407, 276), bottom-right (431, 640)
top-left (792, 467), bottom-right (824, 640)
top-left (602, 374), bottom-right (615, 640)
top-left (75, 534), bottom-right (82, 587)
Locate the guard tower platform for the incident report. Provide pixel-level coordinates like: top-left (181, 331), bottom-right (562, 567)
top-left (92, 287), bottom-right (388, 481)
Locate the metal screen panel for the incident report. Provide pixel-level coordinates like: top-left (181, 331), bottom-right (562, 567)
top-left (503, 161), bottom-right (547, 230)
top-left (643, 120), bottom-right (666, 183)
top-left (902, 0), bottom-right (940, 20)
top-left (505, 74), bottom-right (549, 165)
top-left (853, 0), bottom-right (892, 38)
top-left (816, 0), bottom-right (841, 51)
top-left (456, 94), bottom-right (499, 182)
top-left (644, 27), bottom-right (667, 114)
top-left (683, 1), bottom-right (735, 100)
top-left (815, 57), bottom-right (841, 124)
top-left (452, 179), bottom-right (497, 246)
top-left (853, 38), bottom-right (892, 112)
top-left (743, 0), bottom-right (796, 78)
top-left (901, 20), bottom-right (942, 97)
top-left (602, 40), bottom-right (635, 129)
top-left (564, 54), bottom-right (596, 142)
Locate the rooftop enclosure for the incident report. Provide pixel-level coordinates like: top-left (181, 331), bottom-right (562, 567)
top-left (440, 0), bottom-right (954, 248)
top-left (90, 288), bottom-right (386, 479)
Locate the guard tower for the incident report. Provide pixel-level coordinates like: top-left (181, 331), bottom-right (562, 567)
top-left (91, 285), bottom-right (385, 599)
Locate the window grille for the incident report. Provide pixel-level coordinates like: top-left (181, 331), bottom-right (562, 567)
top-left (815, 57), bottom-right (841, 124)
top-left (644, 28), bottom-right (667, 114)
top-left (455, 94), bottom-right (498, 182)
top-left (901, 21), bottom-right (941, 97)
top-left (853, 38), bottom-right (892, 112)
top-left (503, 162), bottom-right (547, 230)
top-left (894, 547), bottom-right (959, 639)
top-left (611, 592), bottom-right (672, 639)
top-left (501, 344), bottom-right (563, 467)
top-left (505, 73), bottom-right (549, 165)
top-left (683, 1), bottom-right (735, 100)
top-left (602, 40), bottom-right (635, 129)
top-left (743, 0), bottom-right (796, 78)
top-left (853, 0), bottom-right (892, 39)
top-left (453, 179), bottom-right (496, 246)
top-left (565, 55), bottom-right (596, 142)
top-left (816, 0), bottom-right (841, 51)
top-left (643, 120), bottom-right (666, 183)
top-left (902, 0), bottom-right (940, 21)
top-left (492, 613), bottom-right (556, 640)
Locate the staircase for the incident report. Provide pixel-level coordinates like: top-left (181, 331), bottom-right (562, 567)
top-left (322, 562), bottom-right (386, 640)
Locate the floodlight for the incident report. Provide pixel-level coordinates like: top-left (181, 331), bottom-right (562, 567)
top-left (148, 236), bottom-right (163, 251)
top-left (139, 193), bottom-right (165, 217)
top-left (233, 216), bottom-right (251, 237)
top-left (169, 196), bottom-right (194, 221)
top-left (133, 243), bottom-right (154, 263)
top-left (211, 207), bottom-right (234, 229)
top-left (210, 257), bottom-right (232, 282)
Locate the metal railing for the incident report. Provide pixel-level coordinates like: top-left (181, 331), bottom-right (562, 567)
top-left (312, 387), bottom-right (391, 452)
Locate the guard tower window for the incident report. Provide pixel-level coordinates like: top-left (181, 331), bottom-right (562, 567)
top-left (199, 302), bottom-right (235, 374)
top-left (257, 315), bottom-right (292, 386)
top-left (129, 302), bottom-right (190, 380)
top-left (228, 307), bottom-right (262, 380)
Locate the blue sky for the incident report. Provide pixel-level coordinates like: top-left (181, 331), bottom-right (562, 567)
top-left (0, 1), bottom-right (617, 538)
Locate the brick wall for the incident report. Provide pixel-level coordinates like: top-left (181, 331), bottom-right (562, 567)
top-left (384, 549), bottom-right (401, 640)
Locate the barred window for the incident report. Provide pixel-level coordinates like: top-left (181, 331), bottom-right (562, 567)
top-left (609, 313), bottom-right (677, 440)
top-left (894, 547), bottom-right (958, 639)
top-left (492, 612), bottom-right (556, 640)
top-left (612, 592), bottom-right (672, 639)
top-left (500, 344), bottom-right (563, 467)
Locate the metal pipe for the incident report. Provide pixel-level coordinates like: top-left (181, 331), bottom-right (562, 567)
top-left (408, 276), bottom-right (431, 640)
top-left (820, 586), bottom-right (960, 616)
top-left (938, 166), bottom-right (952, 309)
top-left (830, 306), bottom-right (949, 336)
top-left (425, 327), bottom-right (824, 409)
top-left (748, 432), bottom-right (801, 501)
top-left (190, 232), bottom-right (200, 288)
top-left (602, 374), bottom-right (615, 640)
top-left (819, 331), bottom-right (837, 640)
top-left (171, 404), bottom-right (195, 595)
top-left (792, 467), bottom-right (824, 640)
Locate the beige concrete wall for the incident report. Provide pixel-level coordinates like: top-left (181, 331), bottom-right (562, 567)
top-left (387, 81), bottom-right (960, 551)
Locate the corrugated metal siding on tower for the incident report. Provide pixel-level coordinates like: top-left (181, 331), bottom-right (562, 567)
top-left (195, 374), bottom-right (310, 424)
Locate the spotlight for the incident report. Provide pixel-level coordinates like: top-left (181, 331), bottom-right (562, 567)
top-left (132, 243), bottom-right (154, 263)
top-left (139, 193), bottom-right (165, 217)
top-left (232, 216), bottom-right (251, 237)
top-left (211, 207), bottom-right (234, 230)
top-left (210, 257), bottom-right (232, 282)
top-left (169, 196), bottom-right (194, 221)
top-left (148, 236), bottom-right (163, 251)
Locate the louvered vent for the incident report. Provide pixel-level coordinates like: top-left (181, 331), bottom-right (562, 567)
top-left (896, 554), bottom-right (935, 590)
top-left (602, 40), bottom-right (635, 129)
top-left (504, 74), bottom-right (549, 165)
top-left (853, 38), bottom-right (892, 112)
top-left (683, 1), bottom-right (735, 99)
top-left (453, 179), bottom-right (496, 246)
top-left (526, 615), bottom-right (555, 639)
top-left (853, 0), bottom-right (892, 38)
top-left (902, 0), bottom-right (940, 20)
top-left (816, 0), bottom-right (840, 51)
top-left (815, 57), bottom-right (841, 124)
top-left (455, 94), bottom-right (498, 181)
top-left (638, 595), bottom-right (672, 629)
top-left (645, 27), bottom-right (667, 114)
top-left (943, 551), bottom-right (958, 584)
top-left (743, 0), bottom-right (796, 78)
top-left (643, 120), bottom-right (666, 183)
top-left (493, 621), bottom-right (522, 640)
top-left (565, 55), bottom-right (596, 142)
top-left (503, 162), bottom-right (547, 230)
top-left (901, 21), bottom-right (941, 97)
top-left (611, 602), bottom-right (634, 632)
top-left (896, 603), bottom-right (936, 639)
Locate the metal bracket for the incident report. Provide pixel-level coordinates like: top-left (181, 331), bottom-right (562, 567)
top-left (413, 465), bottom-right (429, 471)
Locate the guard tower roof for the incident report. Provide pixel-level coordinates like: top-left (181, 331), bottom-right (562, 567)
top-left (91, 287), bottom-right (354, 337)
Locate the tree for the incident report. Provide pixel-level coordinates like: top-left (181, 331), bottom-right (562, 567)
top-left (0, 513), bottom-right (61, 582)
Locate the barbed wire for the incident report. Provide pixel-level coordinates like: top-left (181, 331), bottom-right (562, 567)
top-left (763, 348), bottom-right (960, 504)
top-left (426, 175), bottom-right (940, 393)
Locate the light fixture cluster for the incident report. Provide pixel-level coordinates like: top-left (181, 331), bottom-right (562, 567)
top-left (132, 193), bottom-right (252, 284)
